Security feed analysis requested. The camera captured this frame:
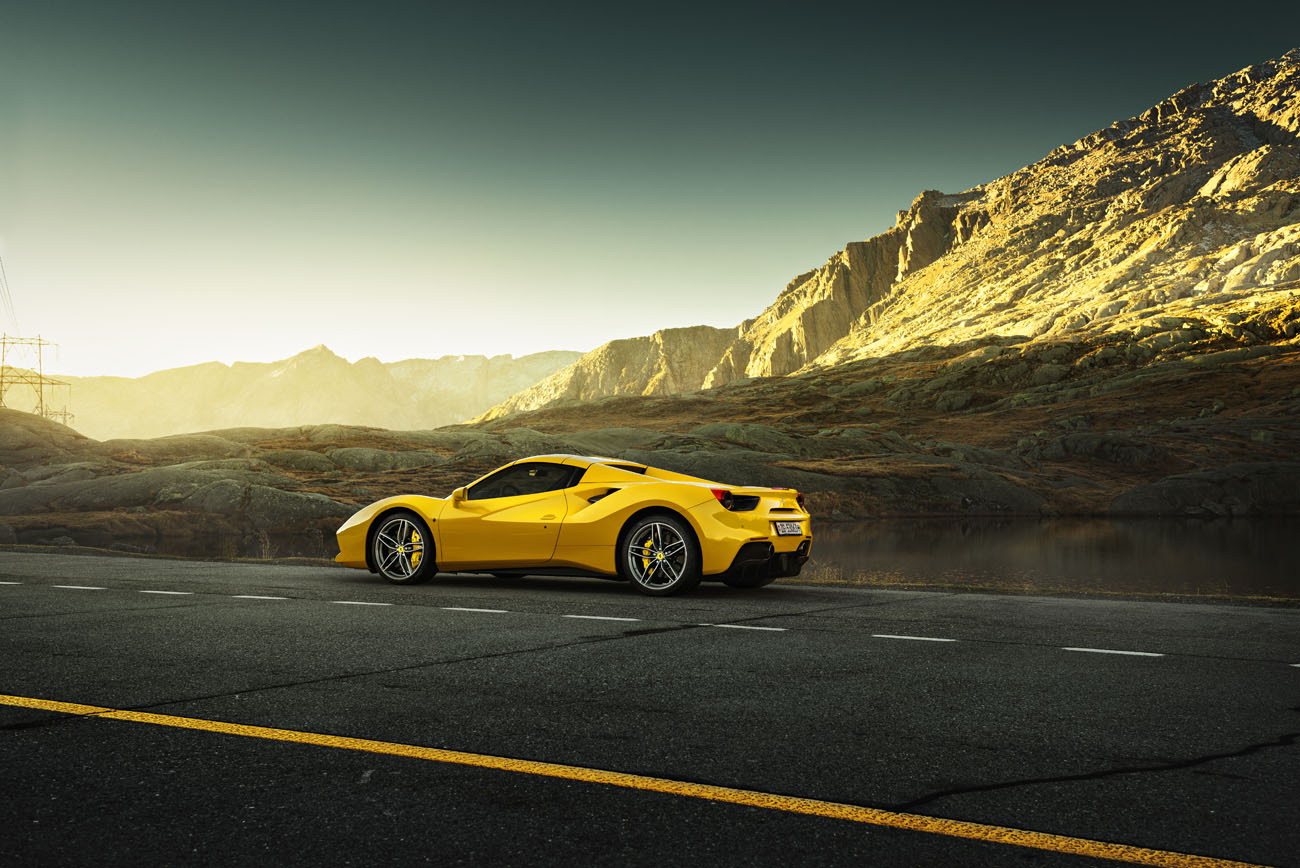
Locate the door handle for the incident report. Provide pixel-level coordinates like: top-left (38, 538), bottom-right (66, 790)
top-left (540, 514), bottom-right (557, 521)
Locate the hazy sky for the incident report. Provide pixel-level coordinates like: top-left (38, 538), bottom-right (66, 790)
top-left (1, 1), bottom-right (1296, 376)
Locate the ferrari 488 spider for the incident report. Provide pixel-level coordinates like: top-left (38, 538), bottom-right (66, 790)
top-left (335, 454), bottom-right (812, 595)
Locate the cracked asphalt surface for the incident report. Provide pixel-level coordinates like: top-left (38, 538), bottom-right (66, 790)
top-left (1, 551), bottom-right (1297, 866)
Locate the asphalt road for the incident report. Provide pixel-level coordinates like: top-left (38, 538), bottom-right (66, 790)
top-left (1, 551), bottom-right (1297, 867)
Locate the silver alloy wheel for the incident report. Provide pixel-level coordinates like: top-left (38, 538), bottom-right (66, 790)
top-left (626, 520), bottom-right (689, 590)
top-left (374, 515), bottom-right (425, 581)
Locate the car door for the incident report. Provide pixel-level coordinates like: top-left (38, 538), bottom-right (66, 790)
top-left (437, 461), bottom-right (576, 568)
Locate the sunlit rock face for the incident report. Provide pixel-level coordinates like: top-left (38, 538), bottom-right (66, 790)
top-left (14, 346), bottom-right (581, 439)
top-left (482, 48), bottom-right (1300, 417)
top-left (481, 326), bottom-right (738, 418)
top-left (813, 48), bottom-right (1300, 366)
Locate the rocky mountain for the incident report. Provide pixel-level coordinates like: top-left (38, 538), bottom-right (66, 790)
top-left (3, 346), bottom-right (580, 440)
top-left (485, 326), bottom-right (738, 415)
top-left (481, 49), bottom-right (1300, 419)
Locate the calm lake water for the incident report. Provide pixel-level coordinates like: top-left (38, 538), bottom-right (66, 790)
top-left (803, 518), bottom-right (1300, 601)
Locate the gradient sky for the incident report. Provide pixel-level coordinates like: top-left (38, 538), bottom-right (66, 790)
top-left (1, 1), bottom-right (1296, 376)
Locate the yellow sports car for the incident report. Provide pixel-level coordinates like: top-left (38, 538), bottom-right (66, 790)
top-left (335, 454), bottom-right (812, 595)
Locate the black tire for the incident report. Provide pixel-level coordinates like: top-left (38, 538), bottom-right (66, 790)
top-left (369, 509), bottom-right (436, 585)
top-left (618, 514), bottom-right (701, 596)
top-left (722, 571), bottom-right (776, 589)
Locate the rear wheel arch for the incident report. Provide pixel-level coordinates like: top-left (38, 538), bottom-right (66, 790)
top-left (616, 507), bottom-right (704, 594)
top-left (615, 506), bottom-right (701, 558)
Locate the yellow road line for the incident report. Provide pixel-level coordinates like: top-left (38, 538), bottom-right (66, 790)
top-left (0, 692), bottom-right (1270, 868)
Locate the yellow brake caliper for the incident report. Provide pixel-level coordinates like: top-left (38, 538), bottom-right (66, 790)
top-left (642, 535), bottom-right (655, 573)
top-left (410, 529), bottom-right (422, 568)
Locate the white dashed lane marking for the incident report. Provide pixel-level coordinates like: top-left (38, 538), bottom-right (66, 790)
top-left (703, 623), bottom-right (787, 632)
top-left (17, 584), bottom-right (1298, 665)
top-left (1062, 647), bottom-right (1164, 657)
top-left (872, 633), bottom-right (957, 643)
top-left (563, 614), bottom-right (640, 622)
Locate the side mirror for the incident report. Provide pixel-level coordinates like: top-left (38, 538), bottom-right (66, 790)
top-left (450, 487), bottom-right (466, 504)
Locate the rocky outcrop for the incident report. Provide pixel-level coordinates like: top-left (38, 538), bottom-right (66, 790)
top-left (1110, 462), bottom-right (1300, 516)
top-left (0, 409), bottom-right (92, 466)
top-left (481, 49), bottom-right (1300, 418)
top-left (0, 462), bottom-right (352, 529)
top-left (481, 326), bottom-right (736, 418)
top-left (815, 49), bottom-right (1300, 366)
top-left (705, 188), bottom-right (988, 384)
top-left (6, 346), bottom-right (581, 439)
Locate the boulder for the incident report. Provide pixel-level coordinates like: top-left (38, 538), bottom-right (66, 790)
top-left (242, 486), bottom-right (353, 529)
top-left (1109, 462), bottom-right (1300, 516)
top-left (690, 423), bottom-right (805, 456)
top-left (448, 428), bottom-right (575, 464)
top-left (935, 389), bottom-right (974, 412)
top-left (93, 434), bottom-right (251, 463)
top-left (0, 408), bottom-right (93, 467)
top-left (325, 448), bottom-right (444, 472)
top-left (1031, 363), bottom-right (1070, 386)
top-left (566, 427), bottom-right (665, 457)
top-left (0, 467), bottom-right (220, 515)
top-left (1021, 433), bottom-right (1166, 465)
top-left (842, 378), bottom-right (886, 397)
top-left (20, 461), bottom-right (114, 485)
top-left (0, 465), bottom-right (350, 531)
top-left (260, 449), bottom-right (337, 472)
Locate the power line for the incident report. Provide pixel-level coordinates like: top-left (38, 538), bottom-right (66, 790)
top-left (0, 257), bottom-right (19, 334)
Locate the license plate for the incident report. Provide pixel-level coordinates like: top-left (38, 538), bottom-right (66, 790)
top-left (774, 521), bottom-right (802, 536)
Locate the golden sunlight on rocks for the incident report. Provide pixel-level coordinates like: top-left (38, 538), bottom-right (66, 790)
top-left (483, 49), bottom-right (1300, 418)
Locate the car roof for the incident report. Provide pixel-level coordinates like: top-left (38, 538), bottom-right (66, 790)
top-left (509, 454), bottom-right (648, 470)
top-left (496, 453), bottom-right (728, 488)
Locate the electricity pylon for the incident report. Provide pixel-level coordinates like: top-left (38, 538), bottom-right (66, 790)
top-left (0, 259), bottom-right (74, 427)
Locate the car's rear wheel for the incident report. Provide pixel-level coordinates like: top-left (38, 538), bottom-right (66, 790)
top-left (370, 510), bottom-right (435, 584)
top-left (620, 514), bottom-right (701, 596)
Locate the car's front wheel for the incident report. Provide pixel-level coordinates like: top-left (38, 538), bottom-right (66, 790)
top-left (620, 515), bottom-right (701, 596)
top-left (370, 510), bottom-right (435, 584)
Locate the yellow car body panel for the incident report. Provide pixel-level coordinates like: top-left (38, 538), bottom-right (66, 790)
top-left (334, 494), bottom-right (447, 569)
top-left (437, 486), bottom-right (569, 568)
top-left (335, 454), bottom-right (812, 584)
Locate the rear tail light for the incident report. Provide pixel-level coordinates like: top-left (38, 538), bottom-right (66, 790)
top-left (711, 489), bottom-right (760, 511)
top-left (796, 492), bottom-right (806, 511)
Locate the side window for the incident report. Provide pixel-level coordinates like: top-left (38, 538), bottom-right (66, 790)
top-left (467, 462), bottom-right (580, 500)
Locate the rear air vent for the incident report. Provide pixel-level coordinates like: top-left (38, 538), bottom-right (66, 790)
top-left (602, 464), bottom-right (646, 474)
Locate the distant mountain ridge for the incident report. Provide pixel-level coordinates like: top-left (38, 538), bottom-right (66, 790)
top-left (482, 48), bottom-right (1300, 419)
top-left (6, 346), bottom-right (581, 439)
